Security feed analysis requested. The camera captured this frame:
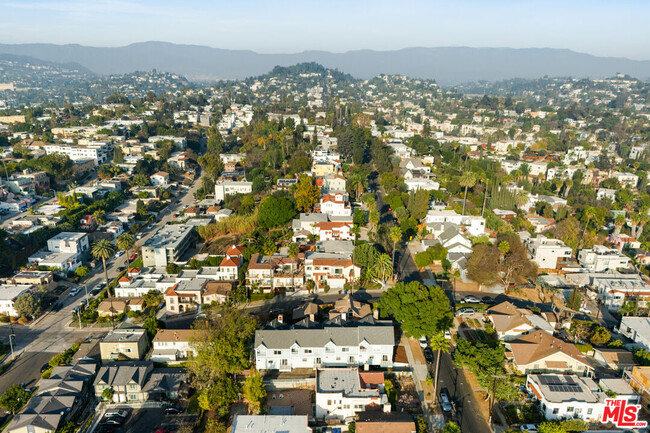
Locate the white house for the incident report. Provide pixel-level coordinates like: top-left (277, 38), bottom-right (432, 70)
top-left (319, 193), bottom-right (352, 217)
top-left (526, 235), bottom-right (572, 269)
top-left (254, 324), bottom-right (395, 371)
top-left (151, 329), bottom-right (198, 363)
top-left (610, 172), bottom-right (639, 188)
top-left (620, 317), bottom-right (650, 351)
top-left (232, 416), bottom-right (310, 433)
top-left (425, 209), bottom-right (485, 237)
top-left (404, 178), bottom-right (440, 192)
top-left (46, 232), bottom-right (89, 257)
top-left (150, 171), bottom-right (170, 186)
top-left (596, 188), bottom-right (617, 201)
top-left (578, 245), bottom-right (631, 272)
top-left (315, 368), bottom-right (389, 421)
top-left (214, 181), bottom-right (253, 202)
top-left (526, 374), bottom-right (606, 422)
top-left (304, 252), bottom-right (361, 290)
top-left (0, 284), bottom-right (33, 317)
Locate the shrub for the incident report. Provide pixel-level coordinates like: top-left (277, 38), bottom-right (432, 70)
top-left (0, 315), bottom-right (10, 323)
top-left (575, 343), bottom-right (593, 354)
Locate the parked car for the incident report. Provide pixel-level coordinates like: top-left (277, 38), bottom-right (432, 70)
top-left (105, 409), bottom-right (130, 419)
top-left (117, 266), bottom-right (126, 272)
top-left (98, 282), bottom-right (106, 290)
top-left (455, 308), bottom-right (475, 317)
top-left (129, 253), bottom-right (138, 261)
top-left (481, 296), bottom-right (496, 305)
top-left (444, 330), bottom-right (451, 340)
top-left (419, 336), bottom-right (428, 348)
top-left (40, 363), bottom-right (50, 373)
top-left (80, 299), bottom-right (88, 305)
top-left (163, 405), bottom-right (184, 415)
top-left (462, 295), bottom-right (481, 303)
top-left (520, 425), bottom-right (538, 432)
top-left (439, 388), bottom-right (452, 412)
top-left (579, 307), bottom-right (591, 314)
top-left (100, 418), bottom-right (123, 427)
top-left (423, 347), bottom-right (434, 363)
top-left (69, 287), bottom-right (81, 297)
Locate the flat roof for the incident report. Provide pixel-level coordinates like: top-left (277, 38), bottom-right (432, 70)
top-left (143, 225), bottom-right (193, 250)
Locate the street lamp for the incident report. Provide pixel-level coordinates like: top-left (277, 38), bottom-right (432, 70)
top-left (8, 322), bottom-right (15, 360)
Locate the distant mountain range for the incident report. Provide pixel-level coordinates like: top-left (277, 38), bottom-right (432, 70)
top-left (1, 42), bottom-right (649, 85)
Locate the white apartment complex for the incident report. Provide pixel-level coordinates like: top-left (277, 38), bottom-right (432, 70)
top-left (141, 225), bottom-right (194, 267)
top-left (44, 141), bottom-right (112, 165)
top-left (526, 235), bottom-right (572, 269)
top-left (214, 180), bottom-right (253, 202)
top-left (578, 245), bottom-right (631, 272)
top-left (425, 209), bottom-right (486, 237)
top-left (254, 325), bottom-right (395, 371)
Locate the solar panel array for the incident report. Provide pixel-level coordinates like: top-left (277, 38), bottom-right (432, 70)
top-left (548, 384), bottom-right (581, 393)
top-left (537, 376), bottom-right (581, 393)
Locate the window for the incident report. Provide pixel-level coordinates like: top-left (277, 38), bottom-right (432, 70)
top-left (553, 408), bottom-right (559, 414)
top-left (382, 355), bottom-right (388, 362)
top-left (343, 404), bottom-right (350, 409)
top-left (281, 359), bottom-right (288, 366)
top-left (567, 407), bottom-right (574, 412)
top-left (327, 400), bottom-right (332, 406)
top-left (274, 350), bottom-right (281, 355)
top-left (304, 349), bottom-right (312, 354)
top-left (291, 348), bottom-right (298, 354)
top-left (342, 348), bottom-right (349, 352)
top-left (354, 404), bottom-right (364, 409)
top-left (128, 394), bottom-right (138, 400)
top-left (129, 384), bottom-right (138, 390)
top-left (587, 408), bottom-right (593, 415)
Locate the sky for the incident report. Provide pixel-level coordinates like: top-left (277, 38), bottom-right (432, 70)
top-left (0, 0), bottom-right (649, 60)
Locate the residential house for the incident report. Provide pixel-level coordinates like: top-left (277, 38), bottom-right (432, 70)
top-left (99, 327), bottom-right (148, 362)
top-left (321, 173), bottom-right (346, 194)
top-left (246, 253), bottom-right (303, 291)
top-left (425, 209), bottom-right (485, 237)
top-left (508, 330), bottom-right (592, 375)
top-left (231, 415), bottom-right (311, 433)
top-left (94, 361), bottom-right (152, 403)
top-left (625, 366), bottom-right (650, 411)
top-left (46, 232), bottom-right (89, 258)
top-left (0, 284), bottom-right (34, 317)
top-left (578, 245), bottom-right (631, 272)
top-left (487, 301), bottom-right (554, 341)
top-left (96, 299), bottom-right (128, 317)
top-left (151, 329), bottom-right (198, 363)
top-left (304, 252), bottom-right (360, 291)
top-left (7, 270), bottom-right (54, 289)
top-left (164, 279), bottom-right (207, 314)
top-left (356, 412), bottom-right (417, 433)
top-left (214, 180), bottom-right (252, 202)
top-left (254, 324), bottom-right (395, 371)
top-left (526, 374), bottom-right (606, 422)
top-left (141, 225), bottom-right (194, 267)
top-left (319, 193), bottom-right (352, 217)
top-left (592, 349), bottom-right (637, 373)
top-left (526, 235), bottom-right (573, 269)
top-left (315, 368), bottom-right (389, 421)
top-left (528, 216), bottom-right (555, 234)
top-left (620, 317), bottom-right (650, 351)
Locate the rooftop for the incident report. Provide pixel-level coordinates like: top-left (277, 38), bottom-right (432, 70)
top-left (317, 368), bottom-right (379, 398)
top-left (528, 374), bottom-right (604, 404)
top-left (231, 415), bottom-right (310, 433)
top-left (144, 224), bottom-right (193, 250)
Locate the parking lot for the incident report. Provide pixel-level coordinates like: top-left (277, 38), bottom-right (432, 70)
top-left (93, 407), bottom-right (197, 433)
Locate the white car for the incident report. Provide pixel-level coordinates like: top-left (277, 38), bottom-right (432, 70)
top-left (455, 308), bottom-right (476, 317)
top-left (579, 307), bottom-right (591, 314)
top-left (419, 336), bottom-right (428, 348)
top-left (520, 424), bottom-right (538, 432)
top-left (69, 287), bottom-right (81, 297)
top-left (462, 295), bottom-right (481, 303)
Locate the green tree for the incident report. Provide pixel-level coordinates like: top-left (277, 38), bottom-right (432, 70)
top-left (92, 209), bottom-right (106, 225)
top-left (117, 233), bottom-right (135, 270)
top-left (441, 422), bottom-right (461, 433)
top-left (370, 253), bottom-right (392, 284)
top-left (243, 369), bottom-right (266, 414)
top-left (430, 331), bottom-right (451, 410)
top-left (566, 290), bottom-right (582, 311)
top-left (101, 387), bottom-right (114, 402)
top-left (294, 175), bottom-right (320, 212)
top-left (14, 292), bottom-right (42, 318)
top-left (143, 290), bottom-right (163, 307)
top-left (258, 196), bottom-right (296, 229)
top-left (466, 243), bottom-right (500, 287)
top-left (91, 239), bottom-right (116, 326)
top-left (537, 422), bottom-right (566, 433)
top-left (459, 172), bottom-right (477, 215)
top-left (390, 226), bottom-right (402, 279)
top-left (143, 309), bottom-right (161, 340)
top-left (166, 263), bottom-right (181, 274)
top-left (0, 384), bottom-right (31, 414)
top-left (75, 266), bottom-right (90, 279)
top-left (197, 376), bottom-right (239, 417)
top-left (288, 243), bottom-right (300, 289)
top-left (590, 326), bottom-right (611, 346)
top-left (379, 281), bottom-right (453, 338)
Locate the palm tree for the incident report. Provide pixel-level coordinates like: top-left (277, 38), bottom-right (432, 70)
top-left (613, 214), bottom-right (626, 237)
top-left (117, 233), bottom-right (135, 270)
top-left (91, 239), bottom-right (116, 327)
top-left (92, 209), bottom-right (106, 225)
top-left (459, 172), bottom-right (477, 215)
top-left (371, 253), bottom-right (392, 285)
top-left (288, 243), bottom-right (299, 290)
top-left (429, 332), bottom-right (451, 408)
top-left (262, 239), bottom-right (277, 293)
top-left (369, 210), bottom-right (380, 235)
top-left (389, 226), bottom-right (402, 280)
top-left (514, 190), bottom-right (529, 211)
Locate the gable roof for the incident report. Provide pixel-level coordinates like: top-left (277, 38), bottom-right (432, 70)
top-left (508, 330), bottom-right (588, 367)
top-left (487, 301), bottom-right (533, 333)
top-left (255, 325), bottom-right (394, 350)
top-left (93, 361), bottom-right (153, 388)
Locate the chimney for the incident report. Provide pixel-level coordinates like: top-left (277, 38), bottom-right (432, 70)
top-left (277, 314), bottom-right (283, 324)
top-left (341, 311), bottom-right (347, 321)
top-left (373, 309), bottom-right (379, 320)
top-left (309, 313), bottom-right (315, 322)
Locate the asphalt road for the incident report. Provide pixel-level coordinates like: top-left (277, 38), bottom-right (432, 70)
top-left (436, 351), bottom-right (491, 433)
top-left (0, 177), bottom-right (202, 394)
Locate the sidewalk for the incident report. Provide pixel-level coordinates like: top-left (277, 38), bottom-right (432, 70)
top-left (401, 336), bottom-right (446, 431)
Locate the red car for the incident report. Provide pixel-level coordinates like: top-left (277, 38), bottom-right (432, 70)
top-left (129, 253), bottom-right (138, 261)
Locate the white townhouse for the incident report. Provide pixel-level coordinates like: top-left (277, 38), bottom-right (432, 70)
top-left (315, 368), bottom-right (389, 421)
top-left (0, 284), bottom-right (33, 317)
top-left (526, 374), bottom-right (606, 422)
top-left (254, 325), bottom-right (395, 371)
top-left (44, 141), bottom-right (112, 165)
top-left (46, 232), bottom-right (89, 257)
top-left (320, 174), bottom-right (347, 194)
top-left (304, 252), bottom-right (361, 290)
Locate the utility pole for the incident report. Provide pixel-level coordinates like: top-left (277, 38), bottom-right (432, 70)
top-left (481, 179), bottom-right (489, 217)
top-left (8, 322), bottom-right (15, 360)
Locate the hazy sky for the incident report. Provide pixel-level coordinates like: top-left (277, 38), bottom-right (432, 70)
top-left (1, 0), bottom-right (648, 60)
